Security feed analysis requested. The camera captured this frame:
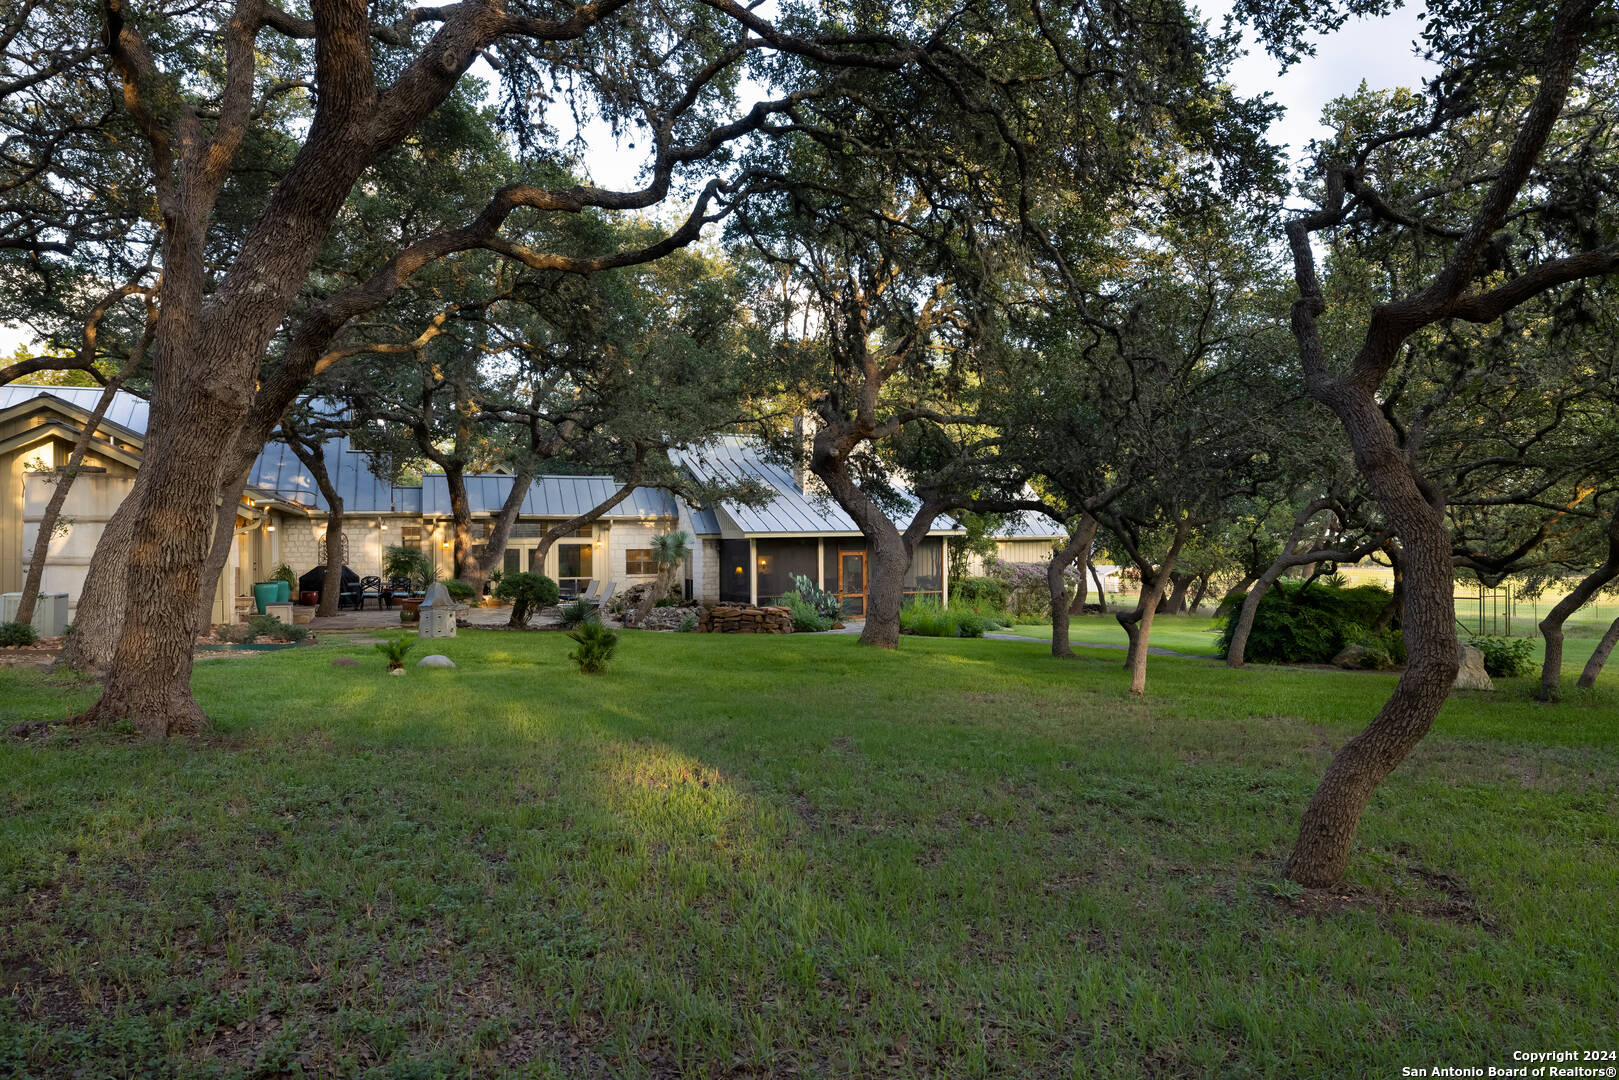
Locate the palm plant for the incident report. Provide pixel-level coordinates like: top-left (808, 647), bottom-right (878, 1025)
top-left (635, 529), bottom-right (692, 621)
top-left (374, 634), bottom-right (416, 673)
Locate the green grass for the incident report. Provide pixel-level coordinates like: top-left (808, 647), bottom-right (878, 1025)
top-left (1007, 613), bottom-right (1227, 656)
top-left (1009, 610), bottom-right (1617, 670)
top-left (2, 630), bottom-right (1615, 1077)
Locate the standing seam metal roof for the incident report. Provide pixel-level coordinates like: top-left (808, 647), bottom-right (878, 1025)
top-left (674, 435), bottom-right (960, 535)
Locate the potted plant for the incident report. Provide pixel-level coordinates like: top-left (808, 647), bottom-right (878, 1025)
top-left (271, 562), bottom-right (295, 604)
top-left (385, 545), bottom-right (437, 620)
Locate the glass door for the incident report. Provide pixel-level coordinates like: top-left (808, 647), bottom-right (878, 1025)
top-left (557, 542), bottom-right (594, 598)
top-left (838, 551), bottom-right (866, 616)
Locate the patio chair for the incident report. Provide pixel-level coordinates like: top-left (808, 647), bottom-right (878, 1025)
top-left (382, 576), bottom-right (413, 608)
top-left (586, 580), bottom-right (616, 613)
top-left (339, 577), bottom-right (366, 611)
top-left (357, 575), bottom-right (384, 610)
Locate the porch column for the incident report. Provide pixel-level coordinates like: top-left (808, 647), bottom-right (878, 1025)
top-left (749, 539), bottom-right (758, 605)
top-left (941, 536), bottom-right (949, 604)
top-left (817, 538), bottom-right (825, 589)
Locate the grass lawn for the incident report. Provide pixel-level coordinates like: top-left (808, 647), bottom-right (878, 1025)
top-left (1009, 610), bottom-right (1618, 669)
top-left (2, 630), bottom-right (1615, 1077)
top-left (1006, 614), bottom-right (1226, 656)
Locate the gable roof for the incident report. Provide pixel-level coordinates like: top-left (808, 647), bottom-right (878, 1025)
top-left (674, 435), bottom-right (962, 537)
top-left (420, 472), bottom-right (678, 519)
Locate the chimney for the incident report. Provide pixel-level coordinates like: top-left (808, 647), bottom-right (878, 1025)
top-left (792, 414), bottom-right (809, 493)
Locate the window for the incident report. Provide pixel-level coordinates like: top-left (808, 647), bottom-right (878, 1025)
top-left (626, 549), bottom-right (657, 575)
top-left (573, 525), bottom-right (594, 538)
top-left (504, 547), bottom-right (523, 574)
top-left (401, 525), bottom-right (423, 552)
top-left (557, 543), bottom-right (593, 581)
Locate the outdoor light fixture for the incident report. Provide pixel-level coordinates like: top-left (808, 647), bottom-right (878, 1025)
top-left (266, 524), bottom-right (275, 532)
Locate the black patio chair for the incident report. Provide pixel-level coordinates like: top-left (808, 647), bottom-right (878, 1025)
top-left (357, 576), bottom-right (384, 610)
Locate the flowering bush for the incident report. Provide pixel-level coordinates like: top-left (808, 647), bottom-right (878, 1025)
top-left (989, 559), bottom-right (1084, 619)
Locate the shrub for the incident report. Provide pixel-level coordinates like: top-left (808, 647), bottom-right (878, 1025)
top-left (384, 545), bottom-right (438, 590)
top-left (493, 572), bottom-right (559, 625)
top-left (0, 621), bottom-right (39, 647)
top-left (899, 598), bottom-right (997, 638)
top-left (675, 612), bottom-right (698, 633)
top-left (988, 559), bottom-right (1081, 618)
top-left (1339, 625), bottom-right (1406, 669)
top-left (241, 614), bottom-right (306, 643)
top-left (271, 562), bottom-right (296, 586)
top-left (374, 634), bottom-right (416, 671)
top-left (444, 579), bottom-right (478, 604)
top-left (779, 590), bottom-right (835, 633)
top-left (567, 619), bottom-right (618, 674)
top-left (558, 599), bottom-right (594, 629)
top-left (1216, 579), bottom-right (1395, 664)
top-left (953, 576), bottom-right (1009, 609)
top-left (1469, 635), bottom-right (1535, 678)
top-left (788, 574), bottom-right (842, 620)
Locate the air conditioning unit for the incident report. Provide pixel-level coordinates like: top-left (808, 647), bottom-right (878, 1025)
top-left (0, 592), bottom-right (68, 636)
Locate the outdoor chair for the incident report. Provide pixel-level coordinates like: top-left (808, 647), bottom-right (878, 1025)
top-left (586, 580), bottom-right (616, 613)
top-left (339, 578), bottom-right (366, 611)
top-left (382, 576), bottom-right (413, 608)
top-left (357, 576), bottom-right (384, 610)
top-left (579, 580), bottom-right (600, 603)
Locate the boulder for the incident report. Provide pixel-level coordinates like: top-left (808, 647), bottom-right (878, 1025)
top-left (1454, 644), bottom-right (1494, 692)
top-left (1330, 644), bottom-right (1373, 669)
top-left (417, 654), bottom-right (457, 669)
top-left (331, 656), bottom-right (359, 667)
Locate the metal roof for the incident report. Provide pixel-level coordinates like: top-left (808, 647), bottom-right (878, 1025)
top-left (0, 383), bottom-right (151, 438)
top-left (419, 473), bottom-right (677, 519)
top-left (992, 507), bottom-right (1068, 539)
top-left (674, 436), bottom-right (961, 536)
top-left (247, 437), bottom-right (421, 515)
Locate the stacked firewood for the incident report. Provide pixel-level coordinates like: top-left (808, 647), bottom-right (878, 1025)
top-left (697, 604), bottom-right (794, 634)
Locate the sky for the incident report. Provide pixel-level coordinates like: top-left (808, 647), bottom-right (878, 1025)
top-left (1, 4), bottom-right (1435, 356)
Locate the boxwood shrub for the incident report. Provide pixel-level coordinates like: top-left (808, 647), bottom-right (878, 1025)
top-left (1216, 579), bottom-right (1395, 664)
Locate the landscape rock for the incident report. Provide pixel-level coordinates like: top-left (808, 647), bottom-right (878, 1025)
top-left (696, 604), bottom-right (794, 634)
top-left (1330, 644), bottom-right (1373, 669)
top-left (417, 654), bottom-right (457, 668)
top-left (331, 656), bottom-right (359, 667)
top-left (1454, 644), bottom-right (1494, 691)
top-left (636, 604), bottom-right (702, 631)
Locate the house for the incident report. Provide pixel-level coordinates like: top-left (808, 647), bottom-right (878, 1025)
top-left (674, 436), bottom-right (961, 612)
top-left (4, 384), bottom-right (1062, 621)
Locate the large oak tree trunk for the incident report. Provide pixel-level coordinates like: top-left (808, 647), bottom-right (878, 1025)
top-left (1226, 564), bottom-right (1290, 668)
top-left (1533, 514), bottom-right (1619, 702)
top-left (1187, 571), bottom-right (1212, 614)
top-left (1114, 518), bottom-right (1190, 696)
top-left (318, 504), bottom-right (345, 616)
top-left (1163, 572), bottom-right (1193, 615)
top-left (1049, 518), bottom-right (1095, 659)
top-left (808, 431), bottom-right (938, 651)
top-left (1285, 393), bottom-right (1457, 887)
top-left (1578, 615), bottom-right (1619, 690)
top-left (78, 363), bottom-right (255, 735)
